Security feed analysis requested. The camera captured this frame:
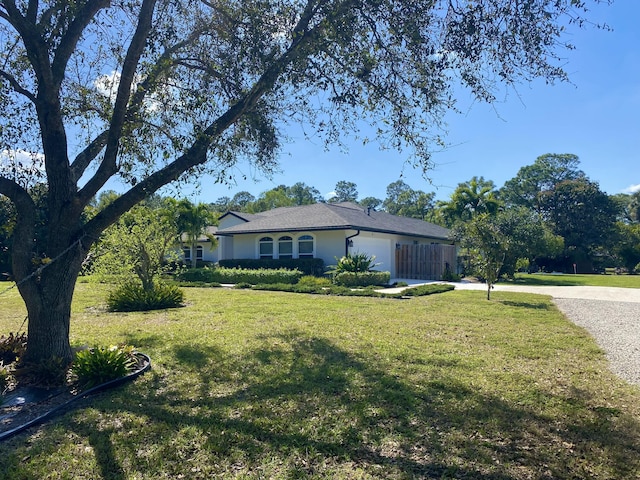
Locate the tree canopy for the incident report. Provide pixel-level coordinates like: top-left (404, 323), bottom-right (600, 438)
top-left (0, 0), bottom-right (607, 365)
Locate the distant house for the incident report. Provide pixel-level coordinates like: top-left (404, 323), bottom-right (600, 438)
top-left (216, 202), bottom-right (456, 280)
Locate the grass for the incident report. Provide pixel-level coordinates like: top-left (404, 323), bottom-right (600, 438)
top-left (1, 284), bottom-right (640, 479)
top-left (508, 272), bottom-right (640, 288)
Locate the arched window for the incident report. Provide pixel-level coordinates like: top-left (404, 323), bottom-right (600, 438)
top-left (196, 245), bottom-right (204, 261)
top-left (182, 246), bottom-right (191, 262)
top-left (278, 236), bottom-right (293, 259)
top-left (298, 235), bottom-right (314, 258)
top-left (259, 236), bottom-right (273, 259)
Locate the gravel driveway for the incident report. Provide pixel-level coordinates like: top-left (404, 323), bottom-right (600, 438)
top-left (454, 282), bottom-right (640, 388)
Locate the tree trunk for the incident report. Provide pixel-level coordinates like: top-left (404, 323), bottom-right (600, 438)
top-left (17, 247), bottom-right (86, 366)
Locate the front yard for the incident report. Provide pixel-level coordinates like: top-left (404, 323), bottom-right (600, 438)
top-left (1, 284), bottom-right (639, 479)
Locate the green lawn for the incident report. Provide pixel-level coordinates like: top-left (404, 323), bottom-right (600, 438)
top-left (509, 272), bottom-right (640, 288)
top-left (1, 284), bottom-right (640, 479)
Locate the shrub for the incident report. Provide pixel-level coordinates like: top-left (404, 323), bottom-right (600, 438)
top-left (330, 252), bottom-right (380, 274)
top-left (107, 281), bottom-right (185, 312)
top-left (333, 271), bottom-right (391, 287)
top-left (177, 267), bottom-right (303, 285)
top-left (72, 345), bottom-right (136, 389)
top-left (297, 275), bottom-right (332, 288)
top-left (219, 258), bottom-right (324, 276)
top-left (0, 332), bottom-right (27, 364)
top-left (441, 267), bottom-right (461, 282)
top-left (14, 356), bottom-right (70, 386)
top-left (402, 283), bottom-right (455, 296)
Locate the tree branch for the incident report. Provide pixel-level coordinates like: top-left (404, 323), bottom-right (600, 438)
top-left (83, 19), bottom-right (324, 237)
top-left (76, 0), bottom-right (158, 206)
top-left (0, 68), bottom-right (36, 102)
top-left (69, 130), bottom-right (110, 181)
top-left (51, 0), bottom-right (111, 88)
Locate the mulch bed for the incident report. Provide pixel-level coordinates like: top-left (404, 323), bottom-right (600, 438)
top-left (1, 353), bottom-right (150, 441)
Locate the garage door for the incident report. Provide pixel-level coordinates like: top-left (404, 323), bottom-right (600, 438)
top-left (351, 236), bottom-right (392, 274)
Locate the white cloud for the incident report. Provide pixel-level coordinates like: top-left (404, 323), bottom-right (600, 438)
top-left (325, 191), bottom-right (337, 200)
top-left (94, 70), bottom-right (122, 103)
top-left (0, 149), bottom-right (45, 186)
top-left (0, 148), bottom-right (44, 169)
top-left (623, 183), bottom-right (640, 194)
top-left (94, 70), bottom-right (173, 113)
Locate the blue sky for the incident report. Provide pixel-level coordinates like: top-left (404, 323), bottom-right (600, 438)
top-left (169, 1), bottom-right (640, 204)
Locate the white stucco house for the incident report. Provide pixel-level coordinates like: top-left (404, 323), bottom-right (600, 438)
top-left (215, 202), bottom-right (456, 279)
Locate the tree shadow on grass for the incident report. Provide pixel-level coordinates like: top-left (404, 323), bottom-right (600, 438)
top-left (499, 300), bottom-right (554, 310)
top-left (8, 333), bottom-right (640, 479)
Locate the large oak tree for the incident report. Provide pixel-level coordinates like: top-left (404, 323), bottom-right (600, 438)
top-left (0, 0), bottom-right (607, 366)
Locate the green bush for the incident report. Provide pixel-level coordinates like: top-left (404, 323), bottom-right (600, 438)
top-left (297, 275), bottom-right (332, 287)
top-left (252, 282), bottom-right (405, 298)
top-left (107, 281), bottom-right (185, 312)
top-left (173, 268), bottom-right (217, 283)
top-left (14, 356), bottom-right (70, 386)
top-left (333, 271), bottom-right (391, 287)
top-left (402, 283), bottom-right (455, 296)
top-left (72, 345), bottom-right (136, 389)
top-left (440, 262), bottom-right (461, 282)
top-left (330, 252), bottom-right (380, 274)
top-left (177, 267), bottom-right (303, 285)
top-left (219, 258), bottom-right (324, 276)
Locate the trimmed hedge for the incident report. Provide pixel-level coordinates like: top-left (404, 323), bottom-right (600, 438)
top-left (176, 267), bottom-right (303, 285)
top-left (402, 283), bottom-right (455, 296)
top-left (218, 258), bottom-right (324, 276)
top-left (333, 271), bottom-right (391, 287)
top-left (252, 283), bottom-right (404, 298)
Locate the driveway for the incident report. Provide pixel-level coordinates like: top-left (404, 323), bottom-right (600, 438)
top-left (451, 281), bottom-right (640, 303)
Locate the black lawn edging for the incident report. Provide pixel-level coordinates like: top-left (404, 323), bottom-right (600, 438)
top-left (0, 352), bottom-right (151, 442)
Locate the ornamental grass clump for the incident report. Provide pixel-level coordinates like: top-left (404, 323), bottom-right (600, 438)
top-left (107, 281), bottom-right (185, 312)
top-left (72, 345), bottom-right (137, 389)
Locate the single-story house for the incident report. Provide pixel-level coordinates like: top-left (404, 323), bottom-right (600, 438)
top-left (215, 202), bottom-right (456, 279)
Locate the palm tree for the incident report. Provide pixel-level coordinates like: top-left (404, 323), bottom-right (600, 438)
top-left (173, 200), bottom-right (216, 269)
top-left (440, 176), bottom-right (501, 227)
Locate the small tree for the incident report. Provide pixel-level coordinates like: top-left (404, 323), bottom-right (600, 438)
top-left (90, 203), bottom-right (180, 291)
top-left (455, 214), bottom-right (508, 300)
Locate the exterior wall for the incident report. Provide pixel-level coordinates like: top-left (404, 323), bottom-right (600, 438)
top-left (313, 230), bottom-right (347, 268)
top-left (222, 230), bottom-right (346, 271)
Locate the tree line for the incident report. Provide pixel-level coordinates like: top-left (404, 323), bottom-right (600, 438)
top-left (205, 153), bottom-right (640, 277)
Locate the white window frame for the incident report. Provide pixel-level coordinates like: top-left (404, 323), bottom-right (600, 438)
top-left (258, 236), bottom-right (274, 259)
top-left (297, 234), bottom-right (315, 259)
top-left (278, 235), bottom-right (293, 259)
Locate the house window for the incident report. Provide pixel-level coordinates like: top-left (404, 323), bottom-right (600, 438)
top-left (259, 236), bottom-right (273, 259)
top-left (298, 235), bottom-right (314, 258)
top-left (183, 246), bottom-right (203, 262)
top-left (278, 236), bottom-right (293, 259)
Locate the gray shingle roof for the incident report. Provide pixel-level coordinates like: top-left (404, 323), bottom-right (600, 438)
top-left (217, 202), bottom-right (451, 240)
